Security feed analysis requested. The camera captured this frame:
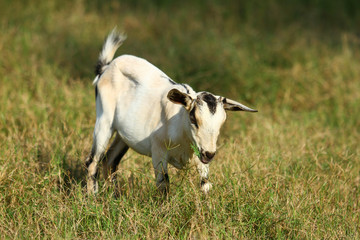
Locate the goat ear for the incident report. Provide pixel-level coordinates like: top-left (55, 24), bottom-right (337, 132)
top-left (167, 89), bottom-right (193, 110)
top-left (221, 97), bottom-right (258, 112)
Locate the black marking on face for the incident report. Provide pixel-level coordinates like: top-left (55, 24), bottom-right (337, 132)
top-left (189, 106), bottom-right (199, 128)
top-left (201, 92), bottom-right (217, 114)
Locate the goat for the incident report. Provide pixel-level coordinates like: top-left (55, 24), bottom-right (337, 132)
top-left (85, 29), bottom-right (257, 195)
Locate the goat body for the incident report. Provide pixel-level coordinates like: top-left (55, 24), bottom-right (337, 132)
top-left (86, 30), bottom-right (257, 194)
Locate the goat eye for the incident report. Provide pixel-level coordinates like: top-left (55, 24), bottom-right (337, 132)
top-left (189, 107), bottom-right (198, 128)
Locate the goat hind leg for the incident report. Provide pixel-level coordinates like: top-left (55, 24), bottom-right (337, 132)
top-left (86, 119), bottom-right (113, 194)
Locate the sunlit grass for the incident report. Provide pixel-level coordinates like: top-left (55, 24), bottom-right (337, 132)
top-left (0, 0), bottom-right (359, 238)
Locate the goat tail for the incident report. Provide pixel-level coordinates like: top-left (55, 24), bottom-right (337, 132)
top-left (93, 28), bottom-right (126, 84)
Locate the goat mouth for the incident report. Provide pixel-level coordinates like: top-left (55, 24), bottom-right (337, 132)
top-left (199, 149), bottom-right (216, 164)
top-left (199, 155), bottom-right (211, 164)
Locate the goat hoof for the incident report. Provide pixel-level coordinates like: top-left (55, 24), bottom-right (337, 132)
top-left (87, 177), bottom-right (99, 195)
top-left (201, 181), bottom-right (213, 194)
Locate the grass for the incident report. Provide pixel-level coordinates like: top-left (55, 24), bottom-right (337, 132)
top-left (190, 143), bottom-right (201, 159)
top-left (0, 0), bottom-right (359, 238)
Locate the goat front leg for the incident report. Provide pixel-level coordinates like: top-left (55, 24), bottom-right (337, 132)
top-left (193, 156), bottom-right (212, 194)
top-left (152, 150), bottom-right (170, 195)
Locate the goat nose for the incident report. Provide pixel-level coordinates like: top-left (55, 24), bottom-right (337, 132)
top-left (205, 151), bottom-right (216, 160)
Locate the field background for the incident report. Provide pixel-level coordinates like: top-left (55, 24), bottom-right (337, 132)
top-left (0, 0), bottom-right (359, 238)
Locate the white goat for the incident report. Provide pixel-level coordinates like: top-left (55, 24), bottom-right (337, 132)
top-left (85, 30), bottom-right (257, 194)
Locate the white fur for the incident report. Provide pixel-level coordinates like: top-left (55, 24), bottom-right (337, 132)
top-left (86, 30), bottom-right (257, 194)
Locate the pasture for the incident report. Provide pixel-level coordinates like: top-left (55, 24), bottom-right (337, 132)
top-left (0, 0), bottom-right (359, 238)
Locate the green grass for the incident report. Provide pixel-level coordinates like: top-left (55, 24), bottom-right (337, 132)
top-left (0, 0), bottom-right (359, 238)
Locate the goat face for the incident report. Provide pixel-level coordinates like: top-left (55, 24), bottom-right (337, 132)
top-left (167, 89), bottom-right (257, 164)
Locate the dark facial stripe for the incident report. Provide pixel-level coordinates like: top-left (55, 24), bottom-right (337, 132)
top-left (201, 93), bottom-right (217, 114)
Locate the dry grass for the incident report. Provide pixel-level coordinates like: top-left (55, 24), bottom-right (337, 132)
top-left (0, 0), bottom-right (359, 238)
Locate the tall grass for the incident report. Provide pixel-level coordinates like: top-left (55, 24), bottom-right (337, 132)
top-left (0, 0), bottom-right (359, 238)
